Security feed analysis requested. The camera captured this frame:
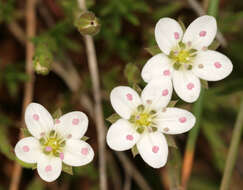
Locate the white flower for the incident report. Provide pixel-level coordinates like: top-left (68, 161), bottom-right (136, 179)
top-left (141, 15), bottom-right (233, 102)
top-left (106, 80), bottom-right (196, 168)
top-left (15, 103), bottom-right (94, 182)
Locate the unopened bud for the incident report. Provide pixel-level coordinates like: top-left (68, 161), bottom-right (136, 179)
top-left (75, 11), bottom-right (101, 36)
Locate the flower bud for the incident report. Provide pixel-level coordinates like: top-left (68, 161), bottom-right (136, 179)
top-left (33, 43), bottom-right (53, 75)
top-left (75, 11), bottom-right (101, 36)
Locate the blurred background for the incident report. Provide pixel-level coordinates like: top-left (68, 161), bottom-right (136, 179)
top-left (0, 0), bottom-right (243, 189)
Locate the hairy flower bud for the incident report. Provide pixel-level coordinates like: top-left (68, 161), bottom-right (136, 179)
top-left (33, 43), bottom-right (53, 75)
top-left (75, 11), bottom-right (101, 36)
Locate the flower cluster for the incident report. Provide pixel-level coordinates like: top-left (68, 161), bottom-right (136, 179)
top-left (15, 103), bottom-right (94, 182)
top-left (106, 15), bottom-right (232, 167)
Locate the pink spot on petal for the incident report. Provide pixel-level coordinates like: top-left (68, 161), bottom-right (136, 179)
top-left (33, 114), bottom-right (39, 121)
top-left (126, 135), bottom-right (134, 141)
top-left (55, 119), bottom-right (60, 124)
top-left (45, 165), bottom-right (52, 172)
top-left (81, 148), bottom-right (89, 155)
top-left (22, 146), bottom-right (30, 152)
top-left (152, 146), bottom-right (159, 153)
top-left (179, 117), bottom-right (187, 123)
top-left (72, 118), bottom-right (79, 125)
top-left (187, 83), bottom-right (195, 90)
top-left (214, 61), bottom-right (222, 69)
top-left (174, 32), bottom-right (180, 40)
top-left (67, 134), bottom-right (72, 139)
top-left (126, 93), bottom-right (133, 101)
top-left (162, 89), bottom-right (169, 96)
top-left (60, 153), bottom-right (64, 160)
top-left (163, 70), bottom-right (170, 76)
top-left (45, 146), bottom-right (52, 152)
top-left (199, 30), bottom-right (207, 37)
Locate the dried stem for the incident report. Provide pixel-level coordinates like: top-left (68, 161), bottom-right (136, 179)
top-left (9, 0), bottom-right (37, 190)
top-left (77, 0), bottom-right (107, 189)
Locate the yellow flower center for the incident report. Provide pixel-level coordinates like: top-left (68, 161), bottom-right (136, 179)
top-left (129, 105), bottom-right (157, 134)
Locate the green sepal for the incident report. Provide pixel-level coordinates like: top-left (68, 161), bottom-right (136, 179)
top-left (81, 136), bottom-right (89, 141)
top-left (145, 45), bottom-right (162, 56)
top-left (21, 128), bottom-right (32, 137)
top-left (62, 163), bottom-right (73, 175)
top-left (208, 39), bottom-right (220, 50)
top-left (167, 100), bottom-right (178, 107)
top-left (131, 145), bottom-right (139, 158)
top-left (165, 135), bottom-right (177, 149)
top-left (132, 83), bottom-right (142, 95)
top-left (177, 17), bottom-right (186, 32)
top-left (106, 113), bottom-right (121, 124)
top-left (16, 158), bottom-right (37, 169)
top-left (201, 79), bottom-right (209, 89)
top-left (52, 108), bottom-right (63, 119)
top-left (124, 63), bottom-right (140, 85)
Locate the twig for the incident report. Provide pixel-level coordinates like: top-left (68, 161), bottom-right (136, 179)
top-left (9, 0), bottom-right (37, 190)
top-left (123, 171), bottom-right (132, 190)
top-left (220, 99), bottom-right (243, 190)
top-left (77, 0), bottom-right (107, 190)
top-left (187, 0), bottom-right (227, 47)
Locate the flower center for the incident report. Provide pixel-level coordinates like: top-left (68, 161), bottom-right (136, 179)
top-left (39, 130), bottom-right (65, 157)
top-left (169, 42), bottom-right (197, 70)
top-left (129, 105), bottom-right (157, 134)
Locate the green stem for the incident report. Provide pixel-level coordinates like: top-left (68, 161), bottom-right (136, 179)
top-left (186, 88), bottom-right (205, 151)
top-left (220, 99), bottom-right (243, 190)
top-left (207, 0), bottom-right (219, 16)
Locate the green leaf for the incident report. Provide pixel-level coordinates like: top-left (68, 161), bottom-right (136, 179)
top-left (165, 135), bottom-right (177, 149)
top-left (62, 163), bottom-right (73, 175)
top-left (168, 100), bottom-right (178, 107)
top-left (201, 79), bottom-right (209, 89)
top-left (131, 145), bottom-right (139, 157)
top-left (21, 128), bottom-right (32, 137)
top-left (145, 45), bottom-right (161, 55)
top-left (81, 136), bottom-right (90, 141)
top-left (106, 113), bottom-right (121, 124)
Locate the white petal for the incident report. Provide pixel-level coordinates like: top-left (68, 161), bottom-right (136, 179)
top-left (137, 132), bottom-right (168, 168)
top-left (110, 86), bottom-right (142, 119)
top-left (141, 78), bottom-right (172, 111)
top-left (106, 119), bottom-right (140, 151)
top-left (14, 137), bottom-right (41, 164)
top-left (156, 108), bottom-right (196, 134)
top-left (183, 15), bottom-right (217, 50)
top-left (37, 154), bottom-right (62, 182)
top-left (62, 139), bottom-right (94, 167)
top-left (25, 103), bottom-right (54, 139)
top-left (55, 111), bottom-right (88, 140)
top-left (192, 50), bottom-right (233, 81)
top-left (141, 53), bottom-right (173, 83)
top-left (155, 18), bottom-right (183, 55)
top-left (172, 70), bottom-right (201, 103)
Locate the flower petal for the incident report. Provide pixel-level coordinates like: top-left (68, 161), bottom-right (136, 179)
top-left (192, 50), bottom-right (233, 81)
top-left (141, 78), bottom-right (172, 111)
top-left (155, 18), bottom-right (183, 55)
top-left (172, 70), bottom-right (201, 103)
top-left (62, 139), bottom-right (94, 167)
top-left (14, 137), bottom-right (41, 164)
top-left (25, 103), bottom-right (54, 139)
top-left (55, 111), bottom-right (88, 140)
top-left (182, 15), bottom-right (217, 50)
top-left (106, 119), bottom-right (140, 151)
top-left (141, 53), bottom-right (173, 83)
top-left (110, 86), bottom-right (142, 119)
top-left (156, 108), bottom-right (196, 134)
top-left (137, 132), bottom-right (168, 168)
top-left (37, 154), bottom-right (62, 182)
